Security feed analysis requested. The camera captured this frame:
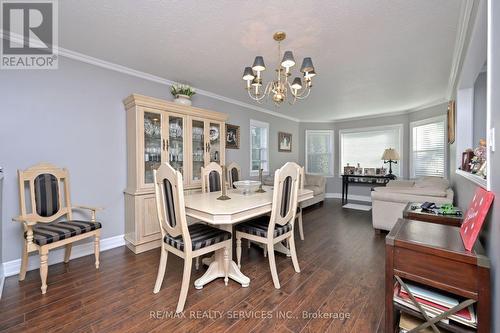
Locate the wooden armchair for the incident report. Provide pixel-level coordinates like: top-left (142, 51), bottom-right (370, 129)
top-left (226, 162), bottom-right (241, 189)
top-left (201, 162), bottom-right (223, 193)
top-left (13, 163), bottom-right (103, 294)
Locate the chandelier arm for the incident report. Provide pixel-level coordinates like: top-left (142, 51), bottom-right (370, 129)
top-left (293, 86), bottom-right (312, 100)
top-left (247, 89), bottom-right (266, 102)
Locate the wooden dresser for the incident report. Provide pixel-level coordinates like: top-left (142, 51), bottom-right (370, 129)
top-left (123, 94), bottom-right (228, 253)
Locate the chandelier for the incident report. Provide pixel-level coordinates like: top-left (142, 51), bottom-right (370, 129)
top-left (242, 31), bottom-right (316, 106)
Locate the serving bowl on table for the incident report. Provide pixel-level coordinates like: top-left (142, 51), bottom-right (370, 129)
top-left (233, 180), bottom-right (261, 195)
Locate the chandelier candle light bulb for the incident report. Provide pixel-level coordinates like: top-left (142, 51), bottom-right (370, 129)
top-left (242, 31), bottom-right (317, 106)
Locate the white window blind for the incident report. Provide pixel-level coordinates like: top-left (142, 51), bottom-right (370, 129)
top-left (250, 119), bottom-right (269, 176)
top-left (340, 126), bottom-right (402, 176)
top-left (411, 117), bottom-right (446, 178)
top-left (306, 130), bottom-right (334, 176)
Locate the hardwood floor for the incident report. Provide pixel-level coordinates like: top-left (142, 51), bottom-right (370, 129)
top-left (0, 199), bottom-right (387, 333)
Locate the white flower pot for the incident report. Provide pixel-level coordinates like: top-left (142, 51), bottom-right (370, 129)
top-left (174, 94), bottom-right (192, 106)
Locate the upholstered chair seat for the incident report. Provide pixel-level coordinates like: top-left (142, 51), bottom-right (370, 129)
top-left (164, 223), bottom-right (231, 251)
top-left (27, 220), bottom-right (102, 246)
top-left (236, 216), bottom-right (292, 238)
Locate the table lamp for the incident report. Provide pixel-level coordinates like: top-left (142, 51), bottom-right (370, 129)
top-left (382, 148), bottom-right (399, 180)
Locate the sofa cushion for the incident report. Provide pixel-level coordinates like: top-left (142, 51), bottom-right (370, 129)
top-left (305, 174), bottom-right (326, 188)
top-left (414, 176), bottom-right (449, 191)
top-left (304, 185), bottom-right (323, 196)
top-left (374, 186), bottom-right (447, 197)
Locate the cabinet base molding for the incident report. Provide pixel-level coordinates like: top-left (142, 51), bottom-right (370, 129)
top-left (125, 237), bottom-right (162, 254)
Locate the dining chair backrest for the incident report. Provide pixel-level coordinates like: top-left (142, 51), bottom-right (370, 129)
top-left (268, 162), bottom-right (300, 234)
top-left (226, 162), bottom-right (241, 189)
top-left (201, 162), bottom-right (223, 193)
top-left (299, 166), bottom-right (305, 190)
top-left (18, 162), bottom-right (73, 223)
top-left (154, 163), bottom-right (190, 244)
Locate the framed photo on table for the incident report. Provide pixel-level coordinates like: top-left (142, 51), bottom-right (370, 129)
top-left (278, 132), bottom-right (292, 152)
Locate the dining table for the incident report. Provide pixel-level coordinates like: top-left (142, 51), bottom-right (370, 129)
top-left (183, 185), bottom-right (314, 289)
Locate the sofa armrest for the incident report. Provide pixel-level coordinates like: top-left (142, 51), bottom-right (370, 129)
top-left (386, 180), bottom-right (415, 188)
top-left (305, 174), bottom-right (326, 189)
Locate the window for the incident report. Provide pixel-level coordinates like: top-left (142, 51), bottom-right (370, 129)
top-left (305, 130), bottom-right (334, 176)
top-left (340, 125), bottom-right (403, 176)
top-left (250, 119), bottom-right (269, 176)
top-left (411, 116), bottom-right (446, 178)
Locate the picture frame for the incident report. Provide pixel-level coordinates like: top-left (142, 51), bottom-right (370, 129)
top-left (225, 124), bottom-right (240, 149)
top-left (354, 167), bottom-right (363, 175)
top-left (344, 166), bottom-right (355, 175)
top-left (364, 168), bottom-right (376, 176)
top-left (376, 167), bottom-right (387, 176)
top-left (447, 100), bottom-right (456, 144)
top-left (278, 132), bottom-right (292, 152)
top-left (461, 150), bottom-right (474, 172)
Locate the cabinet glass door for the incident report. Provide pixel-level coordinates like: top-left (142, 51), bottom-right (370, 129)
top-left (168, 115), bottom-right (185, 177)
top-left (191, 119), bottom-right (205, 182)
top-left (144, 111), bottom-right (162, 184)
top-left (208, 122), bottom-right (222, 163)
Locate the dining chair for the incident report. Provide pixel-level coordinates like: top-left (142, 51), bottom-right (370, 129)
top-left (153, 163), bottom-right (231, 313)
top-left (226, 162), bottom-right (241, 189)
top-left (201, 162), bottom-right (223, 193)
top-left (297, 166), bottom-right (305, 240)
top-left (235, 162), bottom-right (301, 289)
top-left (13, 162), bottom-right (103, 294)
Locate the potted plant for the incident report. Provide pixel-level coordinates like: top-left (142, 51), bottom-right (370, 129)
top-left (170, 84), bottom-right (196, 106)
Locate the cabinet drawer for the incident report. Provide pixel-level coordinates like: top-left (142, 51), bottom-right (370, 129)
top-left (394, 247), bottom-right (478, 294)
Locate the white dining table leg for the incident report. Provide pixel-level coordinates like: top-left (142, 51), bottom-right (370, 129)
top-left (194, 224), bottom-right (250, 289)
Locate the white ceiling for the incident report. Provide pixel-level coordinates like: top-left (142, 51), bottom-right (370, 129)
top-left (59, 0), bottom-right (466, 121)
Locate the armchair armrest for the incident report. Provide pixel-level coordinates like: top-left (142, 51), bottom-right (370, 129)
top-left (12, 215), bottom-right (38, 226)
top-left (72, 205), bottom-right (104, 222)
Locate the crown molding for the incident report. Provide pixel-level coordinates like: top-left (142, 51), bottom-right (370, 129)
top-left (1, 31), bottom-right (300, 123)
top-left (61, 48), bottom-right (301, 122)
top-left (446, 0), bottom-right (478, 99)
top-left (299, 98), bottom-right (447, 124)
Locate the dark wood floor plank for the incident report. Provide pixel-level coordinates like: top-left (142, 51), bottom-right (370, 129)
top-left (0, 200), bottom-right (387, 333)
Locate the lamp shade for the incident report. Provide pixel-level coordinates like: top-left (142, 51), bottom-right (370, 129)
top-left (252, 56), bottom-right (266, 71)
top-left (381, 148), bottom-right (400, 161)
top-left (242, 67), bottom-right (255, 81)
top-left (291, 77), bottom-right (302, 90)
top-left (304, 69), bottom-right (316, 79)
top-left (281, 51), bottom-right (295, 68)
top-left (300, 57), bottom-right (314, 73)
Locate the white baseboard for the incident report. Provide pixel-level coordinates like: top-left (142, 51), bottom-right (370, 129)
top-left (0, 263), bottom-right (4, 300)
top-left (325, 193), bottom-right (372, 202)
top-left (2, 234), bottom-right (125, 278)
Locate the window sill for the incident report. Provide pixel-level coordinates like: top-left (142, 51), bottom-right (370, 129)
top-left (455, 169), bottom-right (487, 189)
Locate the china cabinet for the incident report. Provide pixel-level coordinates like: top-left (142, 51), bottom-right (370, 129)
top-left (123, 94), bottom-right (228, 253)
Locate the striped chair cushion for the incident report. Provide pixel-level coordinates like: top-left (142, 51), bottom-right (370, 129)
top-left (34, 173), bottom-right (60, 217)
top-left (236, 216), bottom-right (292, 238)
top-left (163, 178), bottom-right (177, 227)
top-left (231, 168), bottom-right (239, 189)
top-left (280, 176), bottom-right (293, 218)
top-left (26, 220), bottom-right (102, 246)
top-left (164, 223), bottom-right (231, 251)
top-left (208, 171), bottom-right (221, 192)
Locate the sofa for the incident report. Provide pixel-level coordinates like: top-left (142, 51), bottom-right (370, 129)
top-left (371, 176), bottom-right (454, 231)
top-left (263, 173), bottom-right (326, 208)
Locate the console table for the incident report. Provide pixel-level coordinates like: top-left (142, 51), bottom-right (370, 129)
top-left (341, 174), bottom-right (391, 205)
top-left (386, 219), bottom-right (490, 332)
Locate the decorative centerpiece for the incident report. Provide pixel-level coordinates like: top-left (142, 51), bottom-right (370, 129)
top-left (217, 165), bottom-right (231, 200)
top-left (255, 168), bottom-right (266, 193)
top-left (233, 180), bottom-right (261, 195)
top-left (170, 84), bottom-right (196, 106)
